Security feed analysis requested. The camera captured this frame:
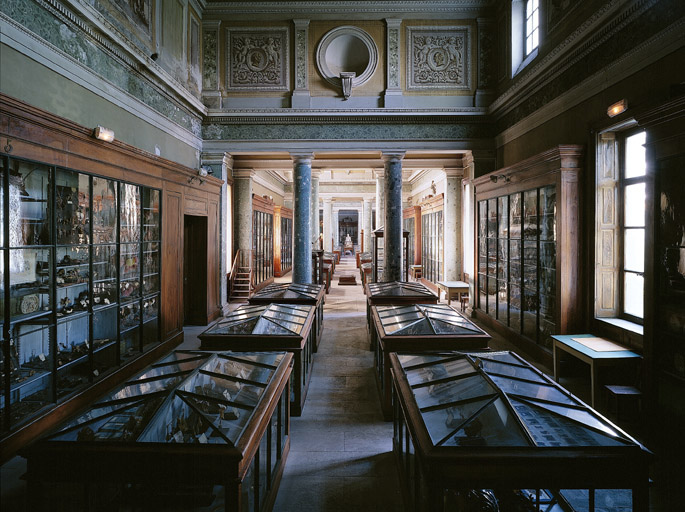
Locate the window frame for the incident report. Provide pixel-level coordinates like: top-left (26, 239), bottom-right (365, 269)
top-left (618, 128), bottom-right (646, 325)
top-left (525, 0), bottom-right (540, 56)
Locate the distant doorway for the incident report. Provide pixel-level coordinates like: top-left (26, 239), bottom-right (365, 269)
top-left (183, 215), bottom-right (208, 325)
top-left (338, 209), bottom-right (359, 246)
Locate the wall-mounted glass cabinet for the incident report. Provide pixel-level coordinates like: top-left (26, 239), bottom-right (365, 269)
top-left (274, 205), bottom-right (292, 277)
top-left (473, 147), bottom-right (582, 361)
top-left (1, 156), bottom-right (161, 433)
top-left (420, 195), bottom-right (444, 284)
top-left (252, 195), bottom-right (274, 288)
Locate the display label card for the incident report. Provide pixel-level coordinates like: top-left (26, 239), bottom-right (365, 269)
top-left (173, 431), bottom-right (184, 443)
top-left (198, 433), bottom-right (208, 444)
top-left (93, 369), bottom-right (99, 377)
top-left (39, 353), bottom-right (46, 361)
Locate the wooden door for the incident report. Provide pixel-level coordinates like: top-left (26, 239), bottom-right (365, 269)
top-left (183, 215), bottom-right (208, 325)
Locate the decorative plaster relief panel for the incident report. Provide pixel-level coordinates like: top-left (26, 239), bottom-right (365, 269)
top-left (203, 28), bottom-right (218, 90)
top-left (295, 27), bottom-right (307, 89)
top-left (406, 26), bottom-right (471, 90)
top-left (226, 27), bottom-right (290, 91)
top-left (387, 25), bottom-right (400, 88)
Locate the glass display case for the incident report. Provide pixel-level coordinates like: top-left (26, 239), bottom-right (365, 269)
top-left (1, 156), bottom-right (162, 433)
top-left (274, 206), bottom-right (292, 277)
top-left (403, 206), bottom-right (422, 270)
top-left (370, 304), bottom-right (489, 420)
top-left (372, 227), bottom-right (409, 283)
top-left (390, 350), bottom-right (651, 512)
top-left (248, 283), bottom-right (325, 352)
top-left (473, 148), bottom-right (582, 362)
top-left (311, 249), bottom-right (324, 286)
top-left (22, 350), bottom-right (292, 512)
top-left (199, 304), bottom-right (316, 416)
top-left (364, 281), bottom-right (438, 350)
top-left (420, 194), bottom-right (444, 284)
top-left (252, 195), bottom-right (274, 289)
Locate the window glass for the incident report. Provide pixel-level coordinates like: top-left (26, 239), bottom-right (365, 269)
top-left (525, 0), bottom-right (539, 55)
top-left (625, 131), bottom-right (646, 178)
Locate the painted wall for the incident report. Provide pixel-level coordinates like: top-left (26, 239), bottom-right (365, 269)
top-left (1, 44), bottom-right (200, 169)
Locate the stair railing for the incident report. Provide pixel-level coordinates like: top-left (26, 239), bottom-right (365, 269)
top-left (228, 249), bottom-right (253, 299)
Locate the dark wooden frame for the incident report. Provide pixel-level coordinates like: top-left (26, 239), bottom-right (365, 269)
top-left (198, 305), bottom-right (316, 416)
top-left (21, 351), bottom-right (293, 512)
top-left (248, 283), bottom-right (325, 352)
top-left (371, 304), bottom-right (489, 420)
top-left (390, 350), bottom-right (651, 512)
top-left (472, 146), bottom-right (583, 368)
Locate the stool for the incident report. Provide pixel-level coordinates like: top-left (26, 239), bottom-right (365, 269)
top-left (604, 384), bottom-right (642, 422)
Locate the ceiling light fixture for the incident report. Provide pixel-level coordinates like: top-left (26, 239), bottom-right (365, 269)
top-left (607, 99), bottom-right (628, 117)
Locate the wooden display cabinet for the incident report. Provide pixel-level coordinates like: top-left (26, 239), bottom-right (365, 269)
top-left (22, 350), bottom-right (292, 512)
top-left (252, 195), bottom-right (275, 292)
top-left (403, 206), bottom-right (422, 269)
top-left (371, 303), bottom-right (489, 420)
top-left (371, 227), bottom-right (409, 283)
top-left (472, 146), bottom-right (583, 366)
top-left (419, 194), bottom-right (444, 284)
top-left (274, 206), bottom-right (292, 278)
top-left (390, 350), bottom-right (651, 512)
top-left (248, 283), bottom-right (325, 352)
top-left (364, 281), bottom-right (438, 350)
top-left (198, 304), bottom-right (316, 416)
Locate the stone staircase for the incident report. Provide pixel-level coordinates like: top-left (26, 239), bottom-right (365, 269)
top-left (229, 249), bottom-right (253, 302)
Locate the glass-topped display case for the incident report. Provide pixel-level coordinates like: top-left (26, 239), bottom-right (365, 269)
top-left (390, 350), bottom-right (652, 512)
top-left (249, 283), bottom-right (325, 352)
top-left (371, 304), bottom-right (490, 420)
top-left (22, 350), bottom-right (292, 512)
top-left (364, 281), bottom-right (438, 351)
top-left (199, 304), bottom-right (316, 416)
top-left (1, 156), bottom-right (162, 434)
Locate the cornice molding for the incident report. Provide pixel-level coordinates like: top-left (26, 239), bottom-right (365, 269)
top-left (50, 0), bottom-right (206, 114)
top-left (0, 14), bottom-right (202, 150)
top-left (206, 108), bottom-right (487, 119)
top-left (496, 14), bottom-right (685, 146)
top-left (490, 0), bottom-right (657, 117)
top-left (205, 113), bottom-right (491, 125)
top-left (203, 1), bottom-right (495, 19)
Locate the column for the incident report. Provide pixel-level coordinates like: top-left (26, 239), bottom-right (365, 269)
top-left (383, 152), bottom-right (405, 282)
top-left (444, 167), bottom-right (464, 281)
top-left (323, 198), bottom-right (333, 251)
top-left (384, 18), bottom-right (403, 108)
top-left (332, 209), bottom-right (339, 248)
top-left (375, 169), bottom-right (385, 228)
top-left (292, 153), bottom-right (313, 283)
top-left (202, 152), bottom-right (232, 313)
top-left (310, 170), bottom-right (321, 248)
top-left (232, 169), bottom-right (254, 257)
top-left (292, 19), bottom-right (311, 108)
top-left (363, 198), bottom-right (372, 252)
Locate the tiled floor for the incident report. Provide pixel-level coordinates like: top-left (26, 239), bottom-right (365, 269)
top-left (2, 254), bottom-right (681, 511)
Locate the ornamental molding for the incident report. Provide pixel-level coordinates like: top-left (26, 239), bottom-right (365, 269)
top-left (0, 12), bottom-right (202, 149)
top-left (226, 27), bottom-right (290, 91)
top-left (406, 26), bottom-right (472, 91)
top-left (490, 0), bottom-right (657, 117)
top-left (38, 0), bottom-right (206, 114)
top-left (204, 114), bottom-right (491, 125)
top-left (203, 1), bottom-right (495, 18)
top-left (315, 26), bottom-right (379, 90)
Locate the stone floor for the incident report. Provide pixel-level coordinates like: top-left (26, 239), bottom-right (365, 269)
top-left (2, 254), bottom-right (682, 511)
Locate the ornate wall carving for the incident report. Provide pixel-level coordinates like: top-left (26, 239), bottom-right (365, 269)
top-left (295, 27), bottom-right (307, 89)
top-left (203, 27), bottom-right (218, 90)
top-left (387, 25), bottom-right (400, 88)
top-left (226, 27), bottom-right (289, 91)
top-left (406, 26), bottom-right (471, 90)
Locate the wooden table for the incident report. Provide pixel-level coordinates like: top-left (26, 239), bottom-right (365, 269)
top-left (552, 334), bottom-right (642, 408)
top-left (436, 280), bottom-right (469, 305)
top-left (409, 264), bottom-right (422, 280)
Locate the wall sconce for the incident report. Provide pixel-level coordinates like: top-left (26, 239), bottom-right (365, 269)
top-left (93, 126), bottom-right (114, 142)
top-left (489, 174), bottom-right (510, 183)
top-left (607, 99), bottom-right (628, 117)
top-left (188, 166), bottom-right (213, 185)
